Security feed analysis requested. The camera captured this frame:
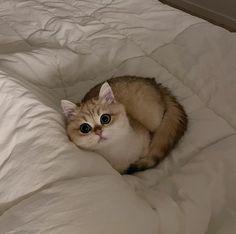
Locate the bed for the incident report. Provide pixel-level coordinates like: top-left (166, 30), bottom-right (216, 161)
top-left (0, 0), bottom-right (236, 233)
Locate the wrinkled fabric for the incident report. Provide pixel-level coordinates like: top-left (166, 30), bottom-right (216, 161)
top-left (0, 0), bottom-right (235, 233)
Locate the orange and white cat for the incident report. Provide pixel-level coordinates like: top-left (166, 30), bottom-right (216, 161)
top-left (61, 76), bottom-right (187, 174)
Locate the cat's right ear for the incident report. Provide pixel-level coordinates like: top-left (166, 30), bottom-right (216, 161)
top-left (61, 100), bottom-right (77, 119)
top-left (99, 82), bottom-right (116, 104)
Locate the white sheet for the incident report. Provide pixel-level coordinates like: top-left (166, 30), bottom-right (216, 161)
top-left (0, 0), bottom-right (235, 233)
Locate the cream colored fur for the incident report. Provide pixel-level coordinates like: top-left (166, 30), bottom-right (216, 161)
top-left (62, 76), bottom-right (187, 174)
top-left (61, 82), bottom-right (150, 173)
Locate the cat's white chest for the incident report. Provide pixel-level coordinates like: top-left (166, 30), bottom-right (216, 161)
top-left (97, 130), bottom-right (147, 173)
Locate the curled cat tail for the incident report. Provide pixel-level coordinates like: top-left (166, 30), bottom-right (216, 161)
top-left (150, 88), bottom-right (188, 159)
top-left (127, 85), bottom-right (188, 174)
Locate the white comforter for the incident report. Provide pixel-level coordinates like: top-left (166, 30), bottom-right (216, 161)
top-left (0, 0), bottom-right (236, 233)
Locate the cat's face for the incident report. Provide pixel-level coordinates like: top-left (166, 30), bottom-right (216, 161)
top-left (61, 82), bottom-right (130, 151)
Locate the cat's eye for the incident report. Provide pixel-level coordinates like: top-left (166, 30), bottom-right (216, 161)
top-left (79, 123), bottom-right (92, 134)
top-left (100, 114), bottom-right (111, 125)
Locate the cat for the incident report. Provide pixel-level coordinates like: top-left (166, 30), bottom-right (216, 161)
top-left (61, 76), bottom-right (188, 174)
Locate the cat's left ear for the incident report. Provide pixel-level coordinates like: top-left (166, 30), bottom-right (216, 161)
top-left (99, 82), bottom-right (116, 104)
top-left (61, 100), bottom-right (77, 119)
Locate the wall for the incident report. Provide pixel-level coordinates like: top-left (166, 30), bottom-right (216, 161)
top-left (161, 0), bottom-right (236, 31)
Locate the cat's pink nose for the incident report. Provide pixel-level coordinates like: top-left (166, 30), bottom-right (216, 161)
top-left (94, 126), bottom-right (102, 136)
top-left (95, 129), bottom-right (102, 136)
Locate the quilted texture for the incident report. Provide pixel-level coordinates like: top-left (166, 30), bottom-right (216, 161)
top-left (0, 0), bottom-right (236, 233)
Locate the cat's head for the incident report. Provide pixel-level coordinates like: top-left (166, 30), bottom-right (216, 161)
top-left (61, 82), bottom-right (130, 151)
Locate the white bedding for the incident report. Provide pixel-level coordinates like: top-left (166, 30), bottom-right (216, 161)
top-left (0, 0), bottom-right (236, 233)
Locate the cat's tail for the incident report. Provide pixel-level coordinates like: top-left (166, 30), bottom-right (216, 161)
top-left (127, 86), bottom-right (188, 174)
top-left (149, 87), bottom-right (188, 162)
